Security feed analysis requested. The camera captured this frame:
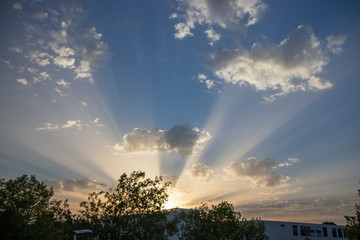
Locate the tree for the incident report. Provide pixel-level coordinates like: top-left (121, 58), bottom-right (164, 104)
top-left (177, 201), bottom-right (269, 240)
top-left (0, 175), bottom-right (73, 240)
top-left (79, 170), bottom-right (178, 239)
top-left (346, 188), bottom-right (360, 240)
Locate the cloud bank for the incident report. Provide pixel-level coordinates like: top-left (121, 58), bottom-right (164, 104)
top-left (227, 157), bottom-right (291, 187)
top-left (113, 124), bottom-right (211, 157)
top-left (206, 25), bottom-right (342, 101)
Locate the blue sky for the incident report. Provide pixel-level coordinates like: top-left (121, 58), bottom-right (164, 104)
top-left (1, 0), bottom-right (359, 224)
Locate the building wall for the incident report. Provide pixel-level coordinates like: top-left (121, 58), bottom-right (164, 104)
top-left (263, 220), bottom-right (348, 240)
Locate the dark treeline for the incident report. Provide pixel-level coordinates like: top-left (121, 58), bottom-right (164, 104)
top-left (1, 172), bottom-right (359, 240)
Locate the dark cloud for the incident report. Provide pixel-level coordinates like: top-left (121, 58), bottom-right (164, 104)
top-left (113, 124), bottom-right (211, 157)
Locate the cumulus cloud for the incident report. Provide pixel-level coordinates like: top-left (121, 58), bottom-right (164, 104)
top-left (172, 0), bottom-right (267, 43)
top-left (208, 25), bottom-right (333, 102)
top-left (227, 157), bottom-right (289, 187)
top-left (326, 34), bottom-right (347, 55)
top-left (113, 124), bottom-right (211, 157)
top-left (189, 163), bottom-right (213, 180)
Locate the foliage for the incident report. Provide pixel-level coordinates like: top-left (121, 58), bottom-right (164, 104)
top-left (177, 201), bottom-right (269, 240)
top-left (79, 170), bottom-right (178, 239)
top-left (0, 175), bottom-right (73, 240)
top-left (346, 188), bottom-right (360, 240)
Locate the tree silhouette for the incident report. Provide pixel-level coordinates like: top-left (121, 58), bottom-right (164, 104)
top-left (79, 170), bottom-right (178, 239)
top-left (177, 201), bottom-right (269, 240)
top-left (346, 188), bottom-right (360, 240)
top-left (0, 175), bottom-right (73, 240)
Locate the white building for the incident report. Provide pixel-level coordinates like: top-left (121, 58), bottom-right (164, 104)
top-left (263, 220), bottom-right (348, 240)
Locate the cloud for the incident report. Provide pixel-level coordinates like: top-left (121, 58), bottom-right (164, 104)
top-left (113, 124), bottom-right (211, 157)
top-left (172, 0), bottom-right (267, 43)
top-left (207, 25), bottom-right (333, 102)
top-left (62, 120), bottom-right (82, 130)
top-left (16, 78), bottom-right (28, 85)
top-left (197, 73), bottom-right (218, 91)
top-left (326, 34), bottom-right (347, 55)
top-left (205, 28), bottom-right (221, 46)
top-left (35, 123), bottom-right (60, 132)
top-left (57, 79), bottom-right (71, 88)
top-left (26, 51), bottom-right (51, 66)
top-left (45, 178), bottom-right (106, 193)
top-left (9, 46), bottom-right (23, 53)
top-left (226, 157), bottom-right (289, 187)
top-left (189, 163), bottom-right (213, 180)
top-left (33, 11), bottom-right (48, 20)
top-left (161, 175), bottom-right (180, 188)
top-left (9, 0), bottom-right (110, 96)
top-left (36, 118), bottom-right (103, 132)
top-left (53, 56), bottom-right (75, 68)
top-left (13, 2), bottom-right (22, 10)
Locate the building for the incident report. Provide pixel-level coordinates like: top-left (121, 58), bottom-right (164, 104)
top-left (263, 220), bottom-right (348, 240)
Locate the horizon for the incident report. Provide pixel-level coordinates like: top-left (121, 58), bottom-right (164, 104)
top-left (1, 0), bottom-right (359, 226)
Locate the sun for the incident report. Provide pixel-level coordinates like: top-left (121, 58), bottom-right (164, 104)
top-left (164, 193), bottom-right (182, 210)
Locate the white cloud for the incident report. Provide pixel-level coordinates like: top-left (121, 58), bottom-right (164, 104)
top-left (172, 0), bottom-right (267, 42)
top-left (81, 100), bottom-right (88, 107)
top-left (13, 2), bottom-right (22, 10)
top-left (9, 46), bottom-right (22, 53)
top-left (53, 56), bottom-right (75, 68)
top-left (189, 163), bottom-right (213, 180)
top-left (50, 29), bottom-right (68, 43)
top-left (57, 79), bottom-right (71, 88)
top-left (197, 73), bottom-right (218, 90)
top-left (227, 157), bottom-right (289, 187)
top-left (93, 118), bottom-right (104, 127)
top-left (54, 88), bottom-right (67, 97)
top-left (75, 60), bottom-right (93, 83)
top-left (26, 51), bottom-right (51, 66)
top-left (169, 13), bottom-right (178, 19)
top-left (27, 68), bottom-right (38, 74)
top-left (62, 120), bottom-right (82, 130)
top-left (35, 123), bottom-right (60, 132)
top-left (208, 25), bottom-right (332, 102)
top-left (326, 34), bottom-right (347, 55)
top-left (48, 41), bottom-right (75, 57)
top-left (16, 78), bottom-right (28, 85)
top-left (39, 71), bottom-right (51, 80)
top-left (205, 28), bottom-right (220, 45)
top-left (174, 22), bottom-right (194, 39)
top-left (113, 124), bottom-right (211, 157)
top-left (33, 11), bottom-right (48, 20)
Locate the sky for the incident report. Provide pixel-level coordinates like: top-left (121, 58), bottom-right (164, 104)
top-left (1, 0), bottom-right (359, 224)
